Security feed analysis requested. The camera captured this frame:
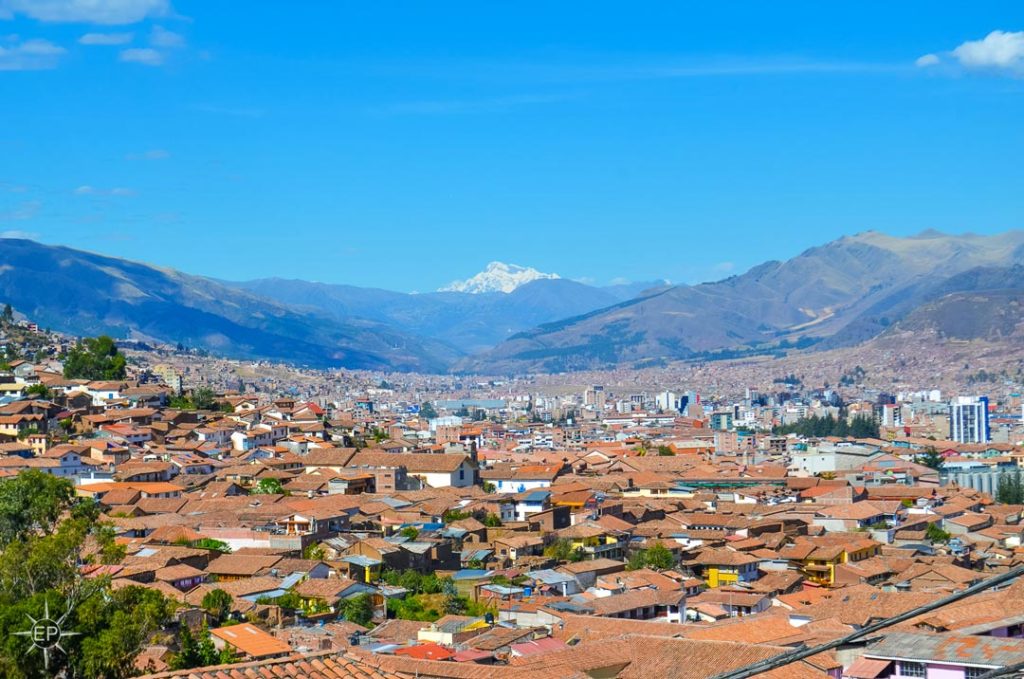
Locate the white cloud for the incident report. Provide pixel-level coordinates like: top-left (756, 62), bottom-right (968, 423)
top-left (713, 261), bottom-right (736, 273)
top-left (952, 30), bottom-right (1024, 69)
top-left (0, 37), bottom-right (65, 70)
top-left (79, 32), bottom-right (133, 45)
top-left (119, 46), bottom-right (162, 65)
top-left (915, 53), bottom-right (940, 67)
top-left (150, 25), bottom-right (183, 48)
top-left (1, 0), bottom-right (170, 25)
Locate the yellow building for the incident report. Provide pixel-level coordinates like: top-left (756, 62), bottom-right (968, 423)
top-left (779, 537), bottom-right (881, 586)
top-left (688, 548), bottom-right (762, 588)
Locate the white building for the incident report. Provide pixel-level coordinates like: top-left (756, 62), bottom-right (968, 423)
top-left (949, 396), bottom-right (990, 443)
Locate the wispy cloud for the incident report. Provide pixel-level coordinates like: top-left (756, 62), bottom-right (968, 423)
top-left (917, 30), bottom-right (1024, 75)
top-left (119, 46), bottom-right (162, 65)
top-left (150, 25), bottom-right (184, 48)
top-left (79, 32), bottom-right (134, 46)
top-left (73, 185), bottom-right (136, 196)
top-left (0, 229), bottom-right (40, 239)
top-left (0, 37), bottom-right (65, 71)
top-left (0, 199), bottom-right (41, 221)
top-left (2, 0), bottom-right (170, 25)
top-left (125, 149), bottom-right (170, 160)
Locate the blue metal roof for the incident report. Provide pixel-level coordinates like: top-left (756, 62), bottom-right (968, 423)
top-left (451, 569), bottom-right (493, 580)
top-left (342, 555), bottom-right (382, 567)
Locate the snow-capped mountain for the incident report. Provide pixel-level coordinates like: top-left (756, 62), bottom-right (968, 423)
top-left (439, 261), bottom-right (561, 294)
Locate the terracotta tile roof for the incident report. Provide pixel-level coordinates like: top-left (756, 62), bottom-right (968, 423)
top-left (209, 623), bottom-right (292, 658)
top-left (136, 650), bottom-right (407, 678)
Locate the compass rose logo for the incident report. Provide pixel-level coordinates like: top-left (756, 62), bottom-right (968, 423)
top-left (14, 600), bottom-right (80, 670)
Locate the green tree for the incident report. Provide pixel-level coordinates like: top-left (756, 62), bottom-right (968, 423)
top-left (1, 303), bottom-right (12, 323)
top-left (399, 526), bottom-right (420, 540)
top-left (24, 384), bottom-right (50, 399)
top-left (419, 402), bottom-right (438, 419)
top-left (253, 477), bottom-right (284, 495)
top-left (543, 538), bottom-right (583, 563)
top-left (0, 472), bottom-right (176, 678)
top-left (0, 469), bottom-right (75, 546)
top-left (192, 388), bottom-right (217, 410)
top-left (925, 523), bottom-right (951, 544)
top-left (302, 543), bottom-right (326, 560)
top-left (191, 538), bottom-right (232, 553)
top-left (656, 445), bottom-right (675, 456)
top-left (169, 623), bottom-right (234, 670)
top-left (340, 593), bottom-right (374, 626)
top-left (997, 469), bottom-right (1024, 505)
top-left (915, 446), bottom-right (945, 472)
top-left (627, 541), bottom-right (676, 571)
top-left (62, 335), bottom-right (127, 381)
top-left (482, 513), bottom-right (502, 527)
top-left (442, 578), bottom-right (463, 615)
top-left (644, 542), bottom-right (675, 570)
top-left (201, 589), bottom-right (234, 622)
top-left (773, 413), bottom-right (879, 439)
top-left (442, 509), bottom-right (472, 524)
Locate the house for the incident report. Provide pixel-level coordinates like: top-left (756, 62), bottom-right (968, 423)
top-left (292, 577), bottom-right (374, 615)
top-left (551, 522), bottom-right (627, 561)
top-left (209, 623), bottom-right (292, 660)
top-left (347, 451), bottom-right (476, 488)
top-left (779, 537), bottom-right (881, 587)
top-left (154, 564), bottom-right (207, 591)
top-left (813, 503), bottom-right (889, 532)
top-left (514, 490), bottom-right (553, 522)
top-left (481, 464), bottom-right (561, 494)
top-left (854, 632), bottom-right (1024, 679)
top-left (686, 548), bottom-right (762, 588)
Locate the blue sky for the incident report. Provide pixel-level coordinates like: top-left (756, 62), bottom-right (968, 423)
top-left (1, 2), bottom-right (1023, 291)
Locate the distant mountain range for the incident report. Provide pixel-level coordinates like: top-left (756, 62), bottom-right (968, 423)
top-left (0, 239), bottom-right (458, 371)
top-left (231, 275), bottom-right (665, 354)
top-left (457, 230), bottom-right (1024, 372)
top-left (0, 231), bottom-right (1021, 373)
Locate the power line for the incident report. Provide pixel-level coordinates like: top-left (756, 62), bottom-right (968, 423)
top-left (711, 564), bottom-right (1024, 679)
top-left (975, 660), bottom-right (1024, 679)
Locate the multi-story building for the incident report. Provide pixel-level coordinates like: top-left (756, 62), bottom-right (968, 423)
top-left (949, 396), bottom-right (990, 443)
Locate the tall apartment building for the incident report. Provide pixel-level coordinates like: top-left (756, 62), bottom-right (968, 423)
top-left (948, 396), bottom-right (990, 443)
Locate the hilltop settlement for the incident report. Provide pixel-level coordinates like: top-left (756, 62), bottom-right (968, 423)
top-left (3, 317), bottom-right (1024, 679)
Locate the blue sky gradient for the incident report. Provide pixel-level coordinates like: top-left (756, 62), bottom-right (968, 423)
top-left (1, 2), bottom-right (1023, 290)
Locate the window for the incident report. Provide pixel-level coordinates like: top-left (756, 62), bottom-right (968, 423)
top-left (966, 669), bottom-right (989, 679)
top-left (898, 661), bottom-right (925, 677)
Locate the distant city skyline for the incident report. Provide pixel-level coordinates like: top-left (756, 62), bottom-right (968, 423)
top-left (1, 2), bottom-right (1023, 291)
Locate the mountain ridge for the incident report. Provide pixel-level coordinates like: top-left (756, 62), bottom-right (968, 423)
top-left (0, 239), bottom-right (459, 372)
top-left (458, 230), bottom-right (1024, 373)
top-left (2, 230), bottom-right (1021, 374)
